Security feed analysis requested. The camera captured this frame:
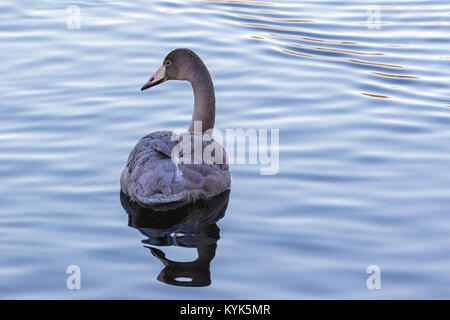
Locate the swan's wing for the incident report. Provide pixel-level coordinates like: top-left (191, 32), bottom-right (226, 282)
top-left (126, 130), bottom-right (178, 168)
top-left (120, 131), bottom-right (231, 209)
top-left (121, 131), bottom-right (178, 201)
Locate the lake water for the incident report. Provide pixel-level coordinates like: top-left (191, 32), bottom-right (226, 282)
top-left (1, 0), bottom-right (449, 299)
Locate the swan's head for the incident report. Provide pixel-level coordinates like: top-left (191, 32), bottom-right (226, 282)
top-left (141, 48), bottom-right (204, 91)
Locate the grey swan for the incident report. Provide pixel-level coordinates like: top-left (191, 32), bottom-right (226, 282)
top-left (120, 49), bottom-right (231, 210)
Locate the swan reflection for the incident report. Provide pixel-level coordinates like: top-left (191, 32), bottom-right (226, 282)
top-left (120, 190), bottom-right (230, 287)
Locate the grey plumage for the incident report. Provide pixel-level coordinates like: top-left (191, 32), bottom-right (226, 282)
top-left (121, 49), bottom-right (231, 210)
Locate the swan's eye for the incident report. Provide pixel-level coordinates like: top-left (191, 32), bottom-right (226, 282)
top-left (164, 60), bottom-right (171, 66)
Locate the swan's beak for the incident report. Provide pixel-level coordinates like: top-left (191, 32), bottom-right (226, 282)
top-left (141, 65), bottom-right (166, 91)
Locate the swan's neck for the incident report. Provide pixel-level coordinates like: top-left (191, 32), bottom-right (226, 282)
top-left (188, 67), bottom-right (215, 134)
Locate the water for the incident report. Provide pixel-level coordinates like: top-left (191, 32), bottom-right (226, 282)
top-left (1, 0), bottom-right (449, 299)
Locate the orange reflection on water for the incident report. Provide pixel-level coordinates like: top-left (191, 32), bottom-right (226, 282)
top-left (372, 72), bottom-right (419, 79)
top-left (385, 44), bottom-right (415, 48)
top-left (269, 33), bottom-right (357, 45)
top-left (281, 49), bottom-right (314, 58)
top-left (288, 42), bottom-right (384, 56)
top-left (349, 59), bottom-right (404, 69)
top-left (361, 92), bottom-right (390, 99)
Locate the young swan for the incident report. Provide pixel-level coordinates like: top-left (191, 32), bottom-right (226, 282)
top-left (120, 49), bottom-right (231, 210)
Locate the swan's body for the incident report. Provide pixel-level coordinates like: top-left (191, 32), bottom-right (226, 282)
top-left (120, 49), bottom-right (231, 209)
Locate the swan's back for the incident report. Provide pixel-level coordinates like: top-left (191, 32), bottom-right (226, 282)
top-left (120, 131), bottom-right (231, 210)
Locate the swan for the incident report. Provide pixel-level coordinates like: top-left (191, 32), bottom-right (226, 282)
top-left (120, 48), bottom-right (231, 209)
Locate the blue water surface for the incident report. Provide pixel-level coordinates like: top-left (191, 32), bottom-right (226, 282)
top-left (0, 0), bottom-right (450, 299)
